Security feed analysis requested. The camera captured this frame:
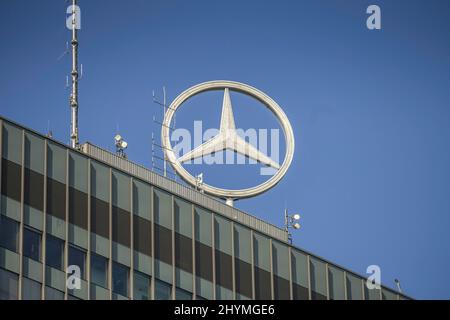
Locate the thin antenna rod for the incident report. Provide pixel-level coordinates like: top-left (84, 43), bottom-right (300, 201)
top-left (70, 0), bottom-right (80, 149)
top-left (163, 86), bottom-right (167, 177)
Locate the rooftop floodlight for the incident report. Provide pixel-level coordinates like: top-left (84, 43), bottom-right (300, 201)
top-left (195, 173), bottom-right (204, 193)
top-left (114, 134), bottom-right (128, 158)
top-left (120, 140), bottom-right (128, 149)
top-left (284, 209), bottom-right (302, 244)
top-left (394, 279), bottom-right (403, 293)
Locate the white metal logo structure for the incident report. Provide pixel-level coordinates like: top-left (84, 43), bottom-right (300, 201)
top-left (162, 80), bottom-right (295, 205)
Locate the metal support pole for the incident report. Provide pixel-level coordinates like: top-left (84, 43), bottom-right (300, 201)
top-left (70, 0), bottom-right (79, 149)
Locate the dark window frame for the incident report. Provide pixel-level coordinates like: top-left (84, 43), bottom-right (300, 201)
top-left (23, 227), bottom-right (42, 262)
top-left (0, 215), bottom-right (19, 253)
top-left (45, 234), bottom-right (64, 270)
top-left (112, 262), bottom-right (129, 297)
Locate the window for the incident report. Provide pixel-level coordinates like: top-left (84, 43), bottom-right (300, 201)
top-left (0, 215), bottom-right (19, 252)
top-left (133, 181), bottom-right (151, 256)
top-left (68, 187), bottom-right (88, 229)
top-left (155, 280), bottom-right (172, 300)
top-left (215, 250), bottom-right (232, 291)
top-left (382, 289), bottom-right (397, 300)
top-left (194, 207), bottom-right (213, 284)
top-left (68, 152), bottom-right (88, 229)
top-left (112, 262), bottom-right (129, 297)
top-left (46, 142), bottom-right (66, 220)
top-left (175, 233), bottom-right (193, 273)
top-left (112, 206), bottom-right (130, 247)
top-left (47, 141), bottom-right (66, 183)
top-left (346, 273), bottom-right (363, 300)
top-left (46, 235), bottom-right (64, 270)
top-left (132, 180), bottom-right (151, 220)
top-left (1, 158), bottom-right (21, 202)
top-left (2, 123), bottom-right (23, 201)
top-left (253, 233), bottom-right (271, 300)
top-left (254, 267), bottom-right (271, 300)
top-left (2, 123), bottom-right (22, 164)
top-left (154, 189), bottom-right (172, 229)
top-left (176, 287), bottom-right (192, 300)
top-left (234, 224), bottom-right (252, 299)
top-left (134, 272), bottom-right (151, 300)
top-left (46, 177), bottom-right (66, 220)
top-left (195, 242), bottom-right (213, 282)
top-left (24, 133), bottom-right (44, 173)
top-left (310, 258), bottom-right (327, 300)
top-left (112, 170), bottom-right (131, 247)
top-left (174, 198), bottom-right (192, 237)
top-left (22, 277), bottom-right (41, 300)
top-left (235, 258), bottom-right (252, 299)
top-left (214, 216), bottom-right (233, 292)
top-left (23, 133), bottom-right (45, 211)
top-left (0, 268), bottom-right (18, 300)
top-left (328, 266), bottom-right (345, 300)
top-left (174, 198), bottom-right (193, 273)
top-left (364, 285), bottom-right (381, 300)
top-left (24, 167), bottom-right (44, 211)
top-left (91, 196), bottom-right (109, 239)
top-left (272, 241), bottom-right (290, 300)
top-left (133, 215), bottom-right (151, 256)
top-left (291, 250), bottom-right (309, 300)
top-left (45, 286), bottom-right (64, 300)
top-left (91, 161), bottom-right (110, 239)
top-left (112, 170), bottom-right (130, 210)
top-left (69, 245), bottom-right (86, 279)
top-left (91, 254), bottom-right (108, 288)
top-left (23, 228), bottom-right (41, 261)
top-left (154, 224), bottom-right (172, 265)
top-left (154, 189), bottom-right (172, 265)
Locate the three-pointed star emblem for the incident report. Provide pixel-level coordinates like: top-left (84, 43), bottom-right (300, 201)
top-left (178, 88), bottom-right (280, 169)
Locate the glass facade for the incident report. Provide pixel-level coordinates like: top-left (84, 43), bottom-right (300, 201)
top-left (112, 262), bottom-right (129, 298)
top-left (46, 234), bottom-right (64, 270)
top-left (23, 227), bottom-right (41, 262)
top-left (234, 224), bottom-right (252, 300)
top-left (0, 268), bottom-right (18, 300)
top-left (253, 233), bottom-right (272, 299)
top-left (133, 271), bottom-right (151, 300)
top-left (69, 245), bottom-right (86, 279)
top-left (328, 265), bottom-right (345, 300)
top-left (91, 253), bottom-right (108, 288)
top-left (0, 215), bottom-right (18, 252)
top-left (22, 277), bottom-right (41, 300)
top-left (0, 117), bottom-right (409, 300)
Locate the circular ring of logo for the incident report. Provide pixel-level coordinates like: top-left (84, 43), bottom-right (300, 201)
top-left (162, 80), bottom-right (295, 200)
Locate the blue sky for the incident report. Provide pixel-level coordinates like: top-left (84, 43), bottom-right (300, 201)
top-left (1, 0), bottom-right (450, 299)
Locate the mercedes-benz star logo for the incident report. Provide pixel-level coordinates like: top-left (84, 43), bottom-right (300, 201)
top-left (162, 80), bottom-right (295, 206)
top-left (178, 87), bottom-right (281, 170)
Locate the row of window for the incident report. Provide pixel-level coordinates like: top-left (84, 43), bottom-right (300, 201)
top-left (0, 264), bottom-right (194, 300)
top-left (0, 268), bottom-right (66, 300)
top-left (0, 215), bottom-right (85, 274)
top-left (1, 213), bottom-right (400, 300)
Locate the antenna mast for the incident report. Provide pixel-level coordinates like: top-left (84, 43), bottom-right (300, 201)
top-left (70, 0), bottom-right (80, 149)
top-left (151, 87), bottom-right (178, 181)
